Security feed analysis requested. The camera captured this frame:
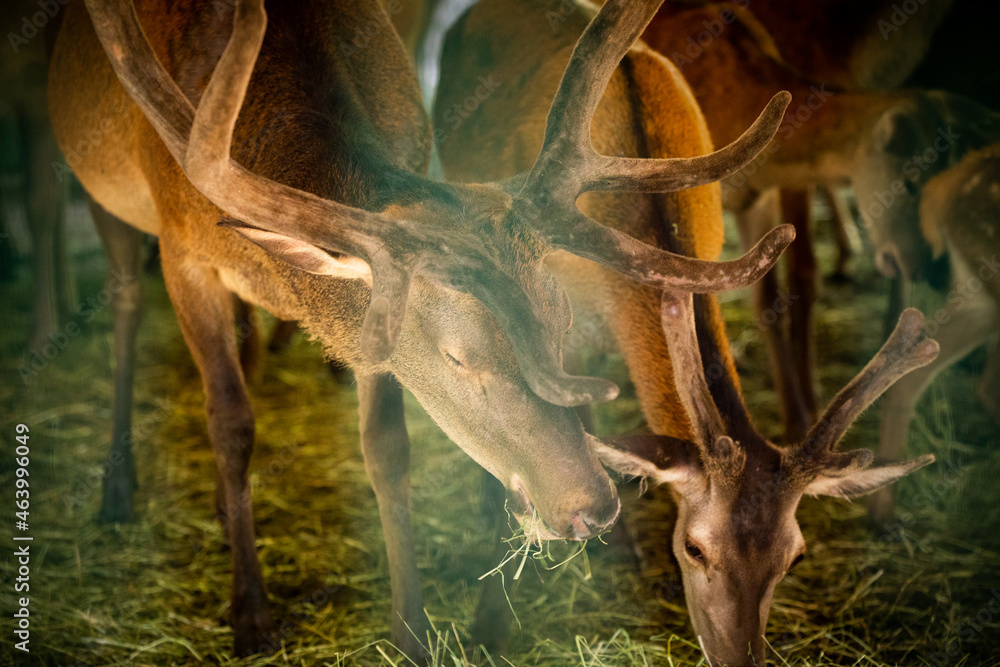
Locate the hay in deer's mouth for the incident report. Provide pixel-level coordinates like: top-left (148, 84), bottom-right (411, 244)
top-left (508, 475), bottom-right (563, 544)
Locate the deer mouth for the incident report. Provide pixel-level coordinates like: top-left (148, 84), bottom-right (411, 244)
top-left (508, 475), bottom-right (564, 542)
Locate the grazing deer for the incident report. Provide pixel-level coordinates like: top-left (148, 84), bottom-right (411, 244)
top-left (852, 107), bottom-right (1000, 525)
top-left (686, 0), bottom-right (954, 90)
top-left (633, 4), bottom-right (994, 442)
top-left (436, 0), bottom-right (941, 664)
top-left (51, 0), bottom-right (791, 657)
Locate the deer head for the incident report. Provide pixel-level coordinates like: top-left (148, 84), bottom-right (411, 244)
top-left (85, 0), bottom-right (792, 540)
top-left (853, 91), bottom-right (1000, 283)
top-left (595, 299), bottom-right (938, 666)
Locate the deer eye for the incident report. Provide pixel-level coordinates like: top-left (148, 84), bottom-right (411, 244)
top-left (789, 552), bottom-right (805, 571)
top-left (443, 351), bottom-right (464, 369)
top-left (684, 539), bottom-right (707, 566)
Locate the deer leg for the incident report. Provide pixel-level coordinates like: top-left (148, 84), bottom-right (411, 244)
top-left (161, 253), bottom-right (273, 656)
top-left (90, 199), bottom-right (143, 524)
top-left (234, 296), bottom-right (261, 382)
top-left (884, 276), bottom-right (907, 343)
top-left (356, 373), bottom-right (430, 661)
top-left (737, 193), bottom-right (811, 442)
top-left (0, 181), bottom-right (14, 282)
top-left (471, 472), bottom-right (517, 656)
top-left (784, 188), bottom-right (819, 428)
top-left (268, 319), bottom-right (298, 352)
top-left (976, 343), bottom-right (1000, 428)
top-left (870, 301), bottom-right (997, 528)
top-left (26, 130), bottom-right (62, 352)
top-left (53, 193), bottom-right (78, 315)
top-left (328, 357), bottom-right (354, 386)
top-left (26, 117), bottom-right (75, 348)
top-left (823, 186), bottom-right (856, 282)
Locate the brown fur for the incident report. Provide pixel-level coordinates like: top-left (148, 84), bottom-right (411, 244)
top-left (436, 3), bottom-right (942, 664)
top-left (639, 4), bottom-right (987, 440)
top-left (50, 0), bottom-right (642, 656)
top-left (656, 0), bottom-right (952, 90)
top-left (436, 0), bottom-right (745, 442)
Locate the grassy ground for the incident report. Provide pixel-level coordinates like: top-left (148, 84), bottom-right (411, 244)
top-left (1, 210), bottom-right (999, 666)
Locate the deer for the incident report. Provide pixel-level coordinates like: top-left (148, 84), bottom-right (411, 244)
top-left (1, 0), bottom-right (77, 353)
top-left (49, 0), bottom-right (795, 657)
top-left (679, 0), bottom-right (954, 91)
top-left (628, 3), bottom-right (998, 444)
top-left (851, 105), bottom-right (1000, 526)
top-left (435, 0), bottom-right (941, 664)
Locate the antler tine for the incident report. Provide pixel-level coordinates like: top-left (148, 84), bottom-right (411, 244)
top-left (660, 291), bottom-right (725, 444)
top-left (86, 0), bottom-right (412, 354)
top-left (792, 308), bottom-right (939, 468)
top-left (582, 92), bottom-right (791, 194)
top-left (524, 0), bottom-right (664, 197)
top-left (522, 0), bottom-right (790, 202)
top-left (84, 0), bottom-right (193, 165)
top-left (86, 0), bottom-right (622, 405)
top-left (550, 216), bottom-right (795, 294)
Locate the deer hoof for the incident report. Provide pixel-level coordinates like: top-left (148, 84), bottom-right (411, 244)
top-left (97, 471), bottom-right (137, 524)
top-left (233, 611), bottom-right (278, 657)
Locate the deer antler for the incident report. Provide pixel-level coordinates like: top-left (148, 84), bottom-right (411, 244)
top-left (514, 0), bottom-right (793, 294)
top-left (86, 0), bottom-right (792, 407)
top-left (659, 291), bottom-right (746, 481)
top-left (786, 308), bottom-right (939, 478)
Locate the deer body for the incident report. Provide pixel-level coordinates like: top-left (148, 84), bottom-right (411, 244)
top-left (695, 0), bottom-right (954, 91)
top-left (876, 145), bottom-right (1000, 511)
top-left (51, 0), bottom-right (799, 657)
top-left (438, 3), bottom-right (733, 441)
top-left (437, 1), bottom-right (940, 665)
top-left (639, 5), bottom-right (996, 441)
top-left (50, 0), bottom-right (610, 656)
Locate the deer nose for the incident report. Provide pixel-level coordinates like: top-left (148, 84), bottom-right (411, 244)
top-left (570, 495), bottom-right (621, 540)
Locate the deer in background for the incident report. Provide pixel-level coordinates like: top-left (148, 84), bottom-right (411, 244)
top-left (52, 0), bottom-right (791, 657)
top-left (633, 4), bottom-right (996, 443)
top-left (436, 0), bottom-right (940, 664)
top-left (690, 0), bottom-right (954, 91)
top-left (852, 105), bottom-right (1000, 525)
top-left (1, 0), bottom-right (76, 352)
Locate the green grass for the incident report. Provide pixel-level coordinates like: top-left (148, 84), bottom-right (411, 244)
top-left (0, 212), bottom-right (998, 666)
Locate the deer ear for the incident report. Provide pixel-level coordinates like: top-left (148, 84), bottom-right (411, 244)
top-left (590, 434), bottom-right (699, 486)
top-left (804, 454), bottom-right (935, 499)
top-left (220, 220), bottom-right (373, 281)
top-left (875, 109), bottom-right (922, 156)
